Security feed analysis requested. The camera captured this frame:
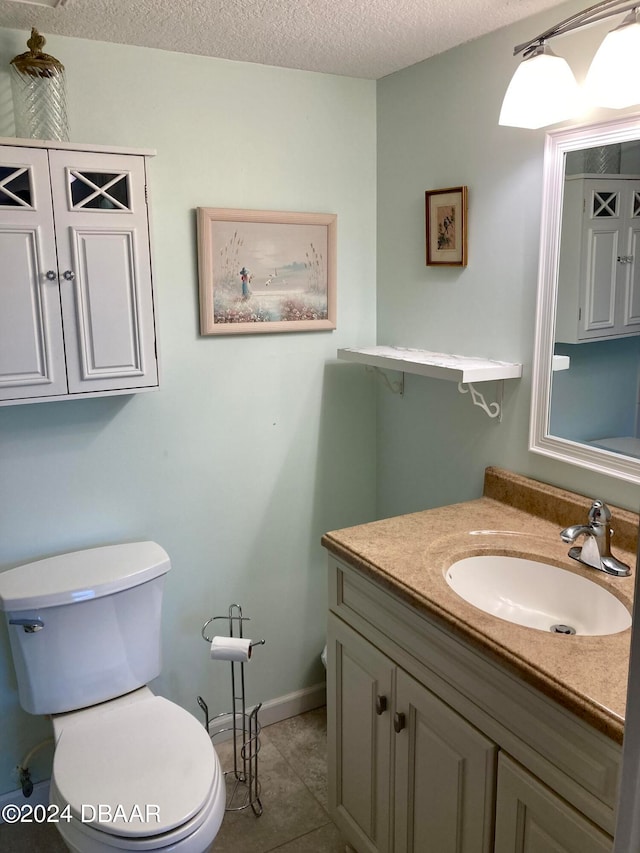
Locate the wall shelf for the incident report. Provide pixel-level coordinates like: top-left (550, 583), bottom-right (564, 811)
top-left (338, 346), bottom-right (522, 383)
top-left (338, 346), bottom-right (522, 420)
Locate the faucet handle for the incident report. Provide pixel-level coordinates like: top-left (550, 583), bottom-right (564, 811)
top-left (588, 500), bottom-right (611, 525)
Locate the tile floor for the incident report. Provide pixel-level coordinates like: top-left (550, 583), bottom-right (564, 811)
top-left (0, 707), bottom-right (346, 853)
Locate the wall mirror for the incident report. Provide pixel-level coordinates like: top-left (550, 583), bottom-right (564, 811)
top-left (530, 114), bottom-right (640, 484)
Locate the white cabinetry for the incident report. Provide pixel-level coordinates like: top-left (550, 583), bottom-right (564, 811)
top-left (394, 669), bottom-right (496, 853)
top-left (327, 557), bottom-right (618, 853)
top-left (555, 175), bottom-right (640, 343)
top-left (494, 755), bottom-right (612, 853)
top-left (0, 140), bottom-right (158, 405)
top-left (330, 615), bottom-right (495, 853)
top-left (330, 615), bottom-right (393, 853)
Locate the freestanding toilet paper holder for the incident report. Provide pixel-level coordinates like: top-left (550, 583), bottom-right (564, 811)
top-left (198, 603), bottom-right (265, 816)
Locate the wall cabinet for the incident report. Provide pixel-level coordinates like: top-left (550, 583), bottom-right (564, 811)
top-left (0, 140), bottom-right (158, 405)
top-left (556, 175), bottom-right (640, 343)
top-left (327, 557), bottom-right (618, 853)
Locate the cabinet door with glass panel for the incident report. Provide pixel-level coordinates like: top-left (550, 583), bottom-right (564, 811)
top-left (556, 176), bottom-right (640, 343)
top-left (0, 142), bottom-right (158, 404)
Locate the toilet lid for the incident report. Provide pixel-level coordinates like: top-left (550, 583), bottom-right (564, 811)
top-left (53, 696), bottom-right (216, 838)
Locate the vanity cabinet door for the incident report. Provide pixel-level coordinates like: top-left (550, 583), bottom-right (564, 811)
top-left (327, 614), bottom-right (394, 853)
top-left (393, 669), bottom-right (496, 853)
top-left (328, 613), bottom-right (497, 853)
top-left (494, 754), bottom-right (612, 853)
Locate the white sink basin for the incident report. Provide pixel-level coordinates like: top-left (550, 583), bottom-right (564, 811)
top-left (445, 555), bottom-right (631, 636)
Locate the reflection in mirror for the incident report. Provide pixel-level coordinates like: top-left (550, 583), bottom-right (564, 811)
top-left (552, 140), bottom-right (640, 451)
top-left (530, 115), bottom-right (640, 484)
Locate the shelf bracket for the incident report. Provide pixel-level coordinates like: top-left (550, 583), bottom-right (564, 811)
top-left (458, 381), bottom-right (503, 422)
top-left (366, 366), bottom-right (405, 396)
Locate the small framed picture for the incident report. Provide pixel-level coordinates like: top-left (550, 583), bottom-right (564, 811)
top-left (425, 186), bottom-right (468, 267)
top-left (197, 207), bottom-right (337, 335)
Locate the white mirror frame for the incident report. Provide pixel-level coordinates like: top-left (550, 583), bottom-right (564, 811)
top-left (530, 114), bottom-right (640, 485)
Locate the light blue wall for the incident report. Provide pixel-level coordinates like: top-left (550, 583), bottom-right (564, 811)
top-left (551, 339), bottom-right (640, 442)
top-left (0, 30), bottom-right (377, 794)
top-left (4, 0), bottom-right (640, 801)
top-left (376, 0), bottom-right (640, 519)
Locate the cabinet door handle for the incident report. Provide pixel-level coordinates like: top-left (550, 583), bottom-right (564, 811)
top-left (375, 695), bottom-right (387, 715)
top-left (393, 712), bottom-right (405, 733)
top-left (45, 270), bottom-right (57, 280)
top-left (62, 270), bottom-right (76, 281)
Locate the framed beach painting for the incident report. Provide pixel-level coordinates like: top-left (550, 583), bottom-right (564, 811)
top-left (425, 186), bottom-right (468, 267)
top-left (197, 208), bottom-right (337, 335)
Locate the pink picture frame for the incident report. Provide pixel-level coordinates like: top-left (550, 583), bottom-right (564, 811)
top-left (197, 207), bottom-right (337, 335)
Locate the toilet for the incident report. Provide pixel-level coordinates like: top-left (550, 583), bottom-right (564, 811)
top-left (0, 541), bottom-right (226, 852)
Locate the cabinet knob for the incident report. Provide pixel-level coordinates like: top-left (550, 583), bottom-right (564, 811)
top-left (393, 712), bottom-right (406, 733)
top-left (375, 695), bottom-right (387, 715)
top-left (45, 270), bottom-right (57, 280)
top-left (62, 270), bottom-right (76, 281)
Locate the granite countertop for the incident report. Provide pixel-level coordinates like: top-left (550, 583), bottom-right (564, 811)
top-left (322, 467), bottom-right (638, 744)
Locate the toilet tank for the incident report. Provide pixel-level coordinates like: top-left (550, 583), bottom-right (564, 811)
top-left (0, 542), bottom-right (170, 715)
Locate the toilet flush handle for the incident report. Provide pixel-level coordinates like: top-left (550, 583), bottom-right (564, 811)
top-left (9, 618), bottom-right (44, 633)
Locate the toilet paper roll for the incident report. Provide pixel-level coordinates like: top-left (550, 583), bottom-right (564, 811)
top-left (210, 636), bottom-right (253, 662)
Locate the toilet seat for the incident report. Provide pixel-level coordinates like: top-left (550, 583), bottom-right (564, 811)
top-left (50, 770), bottom-right (225, 852)
top-left (52, 694), bottom-right (225, 850)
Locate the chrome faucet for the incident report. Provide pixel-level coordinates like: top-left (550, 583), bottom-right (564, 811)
top-left (560, 500), bottom-right (631, 577)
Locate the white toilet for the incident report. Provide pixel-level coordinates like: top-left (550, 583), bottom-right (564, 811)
top-left (0, 541), bottom-right (226, 852)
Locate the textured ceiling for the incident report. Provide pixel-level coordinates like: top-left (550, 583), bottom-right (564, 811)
top-left (0, 0), bottom-right (571, 79)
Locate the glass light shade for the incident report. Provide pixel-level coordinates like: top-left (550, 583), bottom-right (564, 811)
top-left (584, 18), bottom-right (640, 109)
top-left (499, 48), bottom-right (582, 129)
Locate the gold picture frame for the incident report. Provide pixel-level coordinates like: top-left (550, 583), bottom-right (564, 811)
top-left (425, 186), bottom-right (468, 267)
top-left (197, 207), bottom-right (337, 335)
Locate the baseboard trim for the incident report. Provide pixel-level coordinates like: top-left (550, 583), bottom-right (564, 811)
top-left (208, 681), bottom-right (327, 740)
top-left (258, 681), bottom-right (326, 727)
top-left (0, 683), bottom-right (327, 815)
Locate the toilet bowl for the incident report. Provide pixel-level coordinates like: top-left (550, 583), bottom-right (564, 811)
top-left (0, 542), bottom-right (226, 853)
top-left (49, 688), bottom-right (226, 852)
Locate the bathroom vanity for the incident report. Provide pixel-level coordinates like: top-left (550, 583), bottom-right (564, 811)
top-left (322, 468), bottom-right (637, 853)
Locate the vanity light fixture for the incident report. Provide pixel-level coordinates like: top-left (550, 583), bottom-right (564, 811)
top-left (499, 44), bottom-right (583, 129)
top-left (584, 8), bottom-right (640, 108)
top-left (500, 0), bottom-right (640, 129)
